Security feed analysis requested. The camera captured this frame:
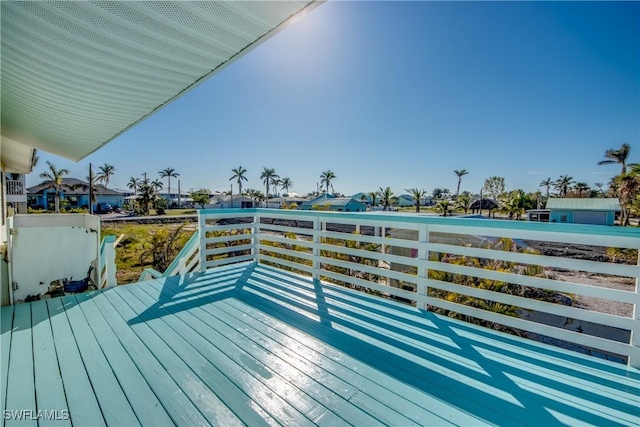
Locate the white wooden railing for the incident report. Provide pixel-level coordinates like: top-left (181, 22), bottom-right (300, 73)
top-left (98, 235), bottom-right (117, 289)
top-left (195, 208), bottom-right (640, 367)
top-left (5, 179), bottom-right (25, 196)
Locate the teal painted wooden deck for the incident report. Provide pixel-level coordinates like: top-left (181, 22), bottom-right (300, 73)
top-left (1, 262), bottom-right (639, 426)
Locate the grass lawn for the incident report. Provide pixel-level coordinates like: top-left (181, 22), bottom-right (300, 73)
top-left (102, 222), bottom-right (196, 284)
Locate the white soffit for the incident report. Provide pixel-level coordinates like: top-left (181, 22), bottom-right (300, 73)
top-left (1, 1), bottom-right (320, 161)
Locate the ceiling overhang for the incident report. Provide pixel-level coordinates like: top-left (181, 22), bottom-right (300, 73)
top-left (1, 1), bottom-right (321, 167)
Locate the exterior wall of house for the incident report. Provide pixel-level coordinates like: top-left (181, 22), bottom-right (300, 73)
top-left (549, 210), bottom-right (615, 225)
top-left (396, 196), bottom-right (415, 207)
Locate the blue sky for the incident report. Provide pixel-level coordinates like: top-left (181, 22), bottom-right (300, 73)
top-left (30, 1), bottom-right (639, 197)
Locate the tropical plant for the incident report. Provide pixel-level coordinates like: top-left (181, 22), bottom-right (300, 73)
top-left (574, 182), bottom-right (590, 197)
top-left (229, 166), bottom-right (248, 195)
top-left (39, 161), bottom-right (70, 213)
top-left (136, 181), bottom-right (156, 215)
top-left (435, 199), bottom-right (452, 217)
top-left (128, 177), bottom-right (140, 195)
top-left (456, 192), bottom-right (472, 215)
top-left (140, 223), bottom-right (189, 272)
top-left (432, 188), bottom-right (450, 199)
top-left (405, 188), bottom-right (426, 213)
top-left (260, 168), bottom-right (278, 206)
top-left (613, 170), bottom-right (640, 226)
top-left (554, 175), bottom-right (574, 197)
top-left (499, 190), bottom-right (526, 220)
top-left (150, 179), bottom-right (164, 193)
top-left (454, 169), bottom-right (468, 200)
top-left (95, 163), bottom-right (116, 188)
top-left (320, 170), bottom-right (337, 194)
top-left (159, 167), bottom-right (179, 201)
top-left (191, 189), bottom-right (211, 209)
top-left (483, 177), bottom-right (506, 202)
top-left (598, 143), bottom-right (636, 174)
top-left (539, 177), bottom-right (553, 199)
top-left (280, 177), bottom-right (293, 196)
top-left (369, 191), bottom-right (379, 207)
top-left (594, 182), bottom-right (605, 197)
top-left (378, 187), bottom-right (395, 211)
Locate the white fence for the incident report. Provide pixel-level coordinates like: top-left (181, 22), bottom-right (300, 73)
top-left (196, 209), bottom-right (640, 367)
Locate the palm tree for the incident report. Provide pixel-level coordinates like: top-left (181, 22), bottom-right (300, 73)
top-left (159, 167), bottom-right (179, 201)
top-left (378, 187), bottom-right (395, 211)
top-left (554, 175), bottom-right (574, 197)
top-left (137, 181), bottom-right (155, 215)
top-left (574, 182), bottom-right (590, 197)
top-left (598, 143), bottom-right (636, 174)
top-left (95, 163), bottom-right (116, 189)
top-left (456, 192), bottom-right (472, 215)
top-left (539, 178), bottom-right (553, 199)
top-left (128, 177), bottom-right (140, 195)
top-left (614, 170), bottom-right (640, 226)
top-left (229, 166), bottom-right (248, 195)
top-left (151, 179), bottom-right (164, 193)
top-left (280, 177), bottom-right (293, 196)
top-left (405, 188), bottom-right (426, 213)
top-left (320, 170), bottom-right (336, 194)
top-left (39, 161), bottom-right (70, 213)
top-left (271, 177), bottom-right (281, 196)
top-left (454, 169), bottom-right (468, 200)
top-left (435, 199), bottom-right (452, 217)
top-left (260, 168), bottom-right (278, 207)
top-left (594, 182), bottom-right (605, 197)
top-left (369, 191), bottom-right (379, 207)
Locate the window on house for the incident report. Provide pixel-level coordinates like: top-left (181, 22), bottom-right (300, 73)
top-left (560, 215), bottom-right (568, 222)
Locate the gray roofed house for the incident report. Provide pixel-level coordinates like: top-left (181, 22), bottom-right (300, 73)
top-left (528, 198), bottom-right (621, 225)
top-left (299, 195), bottom-right (367, 212)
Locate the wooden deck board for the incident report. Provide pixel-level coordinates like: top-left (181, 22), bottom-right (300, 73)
top-left (73, 292), bottom-right (174, 426)
top-left (98, 289), bottom-right (235, 427)
top-left (5, 304), bottom-right (36, 427)
top-left (2, 262), bottom-right (639, 426)
top-left (30, 300), bottom-right (71, 427)
top-left (1, 305), bottom-right (14, 427)
top-left (138, 278), bottom-right (395, 427)
top-left (46, 298), bottom-right (105, 427)
top-left (151, 274), bottom-right (457, 426)
top-left (118, 283), bottom-right (324, 427)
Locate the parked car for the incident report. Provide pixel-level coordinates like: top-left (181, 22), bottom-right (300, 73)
top-left (95, 203), bottom-right (113, 214)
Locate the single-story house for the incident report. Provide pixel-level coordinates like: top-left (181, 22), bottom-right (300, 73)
top-left (528, 198), bottom-right (621, 225)
top-left (267, 197), bottom-right (308, 209)
top-left (396, 194), bottom-right (416, 207)
top-left (27, 178), bottom-right (124, 210)
top-left (206, 194), bottom-right (256, 209)
top-left (351, 193), bottom-right (372, 205)
top-left (298, 194), bottom-right (367, 212)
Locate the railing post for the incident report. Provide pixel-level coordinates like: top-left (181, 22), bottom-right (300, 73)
top-left (104, 241), bottom-right (117, 288)
top-left (312, 216), bottom-right (321, 281)
top-left (199, 211), bottom-right (207, 272)
top-left (253, 212), bottom-right (260, 264)
top-left (630, 253), bottom-right (640, 368)
top-left (416, 225), bottom-right (429, 310)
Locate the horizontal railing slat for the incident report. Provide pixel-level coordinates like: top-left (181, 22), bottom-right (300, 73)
top-left (428, 278), bottom-right (636, 330)
top-left (428, 260), bottom-right (638, 304)
top-left (428, 242), bottom-right (638, 277)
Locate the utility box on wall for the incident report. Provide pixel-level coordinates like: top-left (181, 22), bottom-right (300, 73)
top-left (7, 214), bottom-right (100, 303)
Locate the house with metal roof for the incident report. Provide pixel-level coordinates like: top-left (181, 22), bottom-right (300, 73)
top-left (298, 194), bottom-right (367, 212)
top-left (28, 178), bottom-right (124, 211)
top-left (527, 198), bottom-right (621, 225)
